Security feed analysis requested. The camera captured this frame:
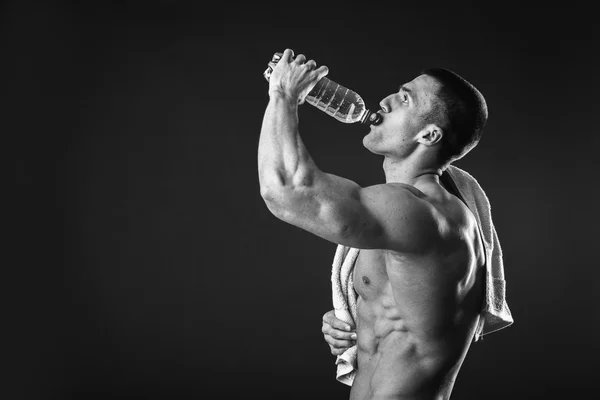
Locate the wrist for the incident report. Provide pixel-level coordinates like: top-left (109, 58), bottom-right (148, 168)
top-left (268, 89), bottom-right (299, 104)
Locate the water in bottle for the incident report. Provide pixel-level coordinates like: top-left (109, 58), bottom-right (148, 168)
top-left (263, 52), bottom-right (382, 125)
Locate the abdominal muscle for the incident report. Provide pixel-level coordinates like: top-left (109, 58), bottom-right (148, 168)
top-left (349, 250), bottom-right (484, 400)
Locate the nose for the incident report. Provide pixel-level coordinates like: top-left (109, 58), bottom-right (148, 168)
top-left (379, 96), bottom-right (391, 113)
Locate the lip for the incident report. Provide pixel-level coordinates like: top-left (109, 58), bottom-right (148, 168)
top-left (369, 111), bottom-right (383, 127)
top-left (370, 118), bottom-right (382, 128)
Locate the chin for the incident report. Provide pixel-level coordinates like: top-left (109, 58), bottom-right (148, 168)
top-left (362, 138), bottom-right (381, 155)
top-left (362, 130), bottom-right (378, 151)
top-left (362, 134), bottom-right (372, 150)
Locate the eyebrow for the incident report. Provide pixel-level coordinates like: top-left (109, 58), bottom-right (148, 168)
top-left (400, 85), bottom-right (413, 95)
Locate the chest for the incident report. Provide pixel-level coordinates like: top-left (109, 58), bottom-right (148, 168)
top-left (353, 249), bottom-right (392, 301)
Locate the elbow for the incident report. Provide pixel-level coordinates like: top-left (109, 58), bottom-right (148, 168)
top-left (259, 163), bottom-right (315, 194)
top-left (260, 182), bottom-right (304, 225)
top-left (259, 166), bottom-right (316, 219)
top-left (260, 184), bottom-right (280, 205)
top-left (260, 183), bottom-right (288, 218)
top-left (259, 168), bottom-right (285, 203)
top-left (259, 167), bottom-right (313, 205)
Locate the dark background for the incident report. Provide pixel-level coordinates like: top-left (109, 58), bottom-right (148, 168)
top-left (10, 0), bottom-right (599, 399)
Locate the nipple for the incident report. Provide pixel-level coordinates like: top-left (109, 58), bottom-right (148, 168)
top-left (362, 276), bottom-right (370, 285)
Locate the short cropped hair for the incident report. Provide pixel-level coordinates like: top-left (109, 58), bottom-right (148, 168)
top-left (421, 68), bottom-right (488, 165)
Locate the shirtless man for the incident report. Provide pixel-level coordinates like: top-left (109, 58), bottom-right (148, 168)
top-left (258, 49), bottom-right (488, 400)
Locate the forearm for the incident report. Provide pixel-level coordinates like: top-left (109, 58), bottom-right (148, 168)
top-left (256, 80), bottom-right (386, 249)
top-left (258, 92), bottom-right (317, 191)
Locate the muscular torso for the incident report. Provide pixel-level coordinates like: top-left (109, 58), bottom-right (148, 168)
top-left (349, 186), bottom-right (486, 400)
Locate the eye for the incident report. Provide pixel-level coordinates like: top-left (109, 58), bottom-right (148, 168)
top-left (402, 93), bottom-right (409, 104)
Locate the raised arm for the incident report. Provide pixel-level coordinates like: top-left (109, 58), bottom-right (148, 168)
top-left (258, 49), bottom-right (438, 252)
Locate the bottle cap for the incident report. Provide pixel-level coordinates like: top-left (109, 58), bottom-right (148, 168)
top-left (363, 111), bottom-right (382, 125)
top-left (263, 52), bottom-right (284, 82)
top-left (271, 52), bottom-right (283, 63)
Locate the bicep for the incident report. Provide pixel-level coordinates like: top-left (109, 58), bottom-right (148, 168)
top-left (265, 172), bottom-right (435, 251)
top-left (265, 170), bottom-right (383, 248)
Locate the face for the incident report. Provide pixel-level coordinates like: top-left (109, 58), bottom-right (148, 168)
top-left (363, 74), bottom-right (441, 158)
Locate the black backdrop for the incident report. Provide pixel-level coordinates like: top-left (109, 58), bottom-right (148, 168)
top-left (10, 1), bottom-right (600, 399)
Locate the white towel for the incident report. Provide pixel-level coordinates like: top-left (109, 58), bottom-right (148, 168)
top-left (331, 245), bottom-right (360, 386)
top-left (330, 165), bottom-right (514, 386)
top-left (443, 166), bottom-right (514, 339)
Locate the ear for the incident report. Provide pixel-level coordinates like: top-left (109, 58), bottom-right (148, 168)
top-left (416, 124), bottom-right (443, 146)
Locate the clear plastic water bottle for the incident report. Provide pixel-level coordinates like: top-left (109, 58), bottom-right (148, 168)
top-left (263, 52), bottom-right (382, 125)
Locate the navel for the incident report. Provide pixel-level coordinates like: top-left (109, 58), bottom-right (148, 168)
top-left (362, 276), bottom-right (370, 285)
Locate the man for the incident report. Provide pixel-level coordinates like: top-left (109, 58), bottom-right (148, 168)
top-left (258, 48), bottom-right (492, 400)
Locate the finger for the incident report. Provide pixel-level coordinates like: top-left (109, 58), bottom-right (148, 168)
top-left (305, 60), bottom-right (317, 70)
top-left (281, 48), bottom-right (295, 62)
top-left (323, 310), bottom-right (354, 331)
top-left (314, 65), bottom-right (329, 80)
top-left (294, 54), bottom-right (307, 64)
top-left (322, 310), bottom-right (335, 321)
top-left (324, 335), bottom-right (355, 348)
top-left (324, 335), bottom-right (355, 349)
top-left (328, 329), bottom-right (357, 340)
top-left (322, 323), bottom-right (356, 339)
top-left (330, 346), bottom-right (347, 356)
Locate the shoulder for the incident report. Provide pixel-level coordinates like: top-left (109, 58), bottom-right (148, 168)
top-left (358, 183), bottom-right (443, 253)
top-left (360, 183), bottom-right (434, 221)
top-left (383, 182), bottom-right (478, 242)
top-left (361, 182), bottom-right (427, 201)
top-left (367, 180), bottom-right (485, 264)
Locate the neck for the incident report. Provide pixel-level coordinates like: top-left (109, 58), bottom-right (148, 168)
top-left (382, 156), bottom-right (443, 187)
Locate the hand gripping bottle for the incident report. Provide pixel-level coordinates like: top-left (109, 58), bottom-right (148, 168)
top-left (263, 52), bottom-right (382, 125)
